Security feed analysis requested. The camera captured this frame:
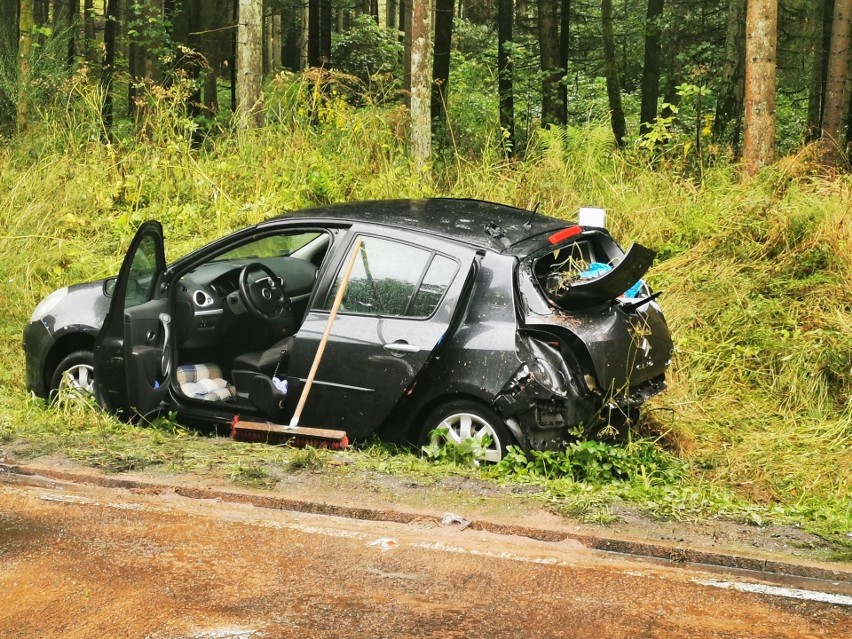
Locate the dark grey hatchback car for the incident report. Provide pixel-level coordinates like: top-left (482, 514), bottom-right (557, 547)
top-left (24, 199), bottom-right (672, 461)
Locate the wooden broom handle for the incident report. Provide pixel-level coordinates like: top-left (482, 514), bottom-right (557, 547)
top-left (289, 239), bottom-right (363, 428)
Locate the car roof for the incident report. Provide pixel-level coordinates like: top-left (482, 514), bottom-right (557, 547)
top-left (263, 198), bottom-right (574, 255)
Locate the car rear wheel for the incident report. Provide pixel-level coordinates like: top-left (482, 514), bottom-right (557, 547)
top-left (421, 400), bottom-right (513, 464)
top-left (50, 350), bottom-right (95, 398)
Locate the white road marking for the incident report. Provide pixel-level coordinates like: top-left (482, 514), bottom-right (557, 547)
top-left (695, 579), bottom-right (852, 607)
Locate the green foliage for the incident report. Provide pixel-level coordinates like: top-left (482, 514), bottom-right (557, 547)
top-left (498, 440), bottom-right (686, 485)
top-left (422, 427), bottom-right (494, 467)
top-left (331, 14), bottom-right (404, 84)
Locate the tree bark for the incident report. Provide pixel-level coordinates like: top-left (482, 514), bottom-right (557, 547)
top-left (272, 13), bottom-right (282, 73)
top-left (409, 0), bottom-right (431, 169)
top-left (807, 0), bottom-right (835, 141)
top-left (320, 0), bottom-right (332, 66)
top-left (100, 0), bottom-right (119, 132)
top-left (713, 0), bottom-right (746, 147)
top-left (559, 0), bottom-right (569, 122)
top-left (236, 0), bottom-right (263, 126)
top-left (639, 0), bottom-right (664, 136)
top-left (498, 0), bottom-right (515, 154)
top-left (820, 0), bottom-right (852, 167)
top-left (743, 0), bottom-right (777, 176)
top-left (601, 0), bottom-right (627, 146)
top-left (308, 0), bottom-right (320, 67)
top-left (1, 0), bottom-right (19, 135)
top-left (538, 0), bottom-right (565, 127)
top-left (431, 0), bottom-right (453, 131)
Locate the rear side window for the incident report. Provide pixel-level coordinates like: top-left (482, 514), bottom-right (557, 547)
top-left (324, 237), bottom-right (459, 318)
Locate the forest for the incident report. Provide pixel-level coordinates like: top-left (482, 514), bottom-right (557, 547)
top-left (0, 1), bottom-right (850, 549)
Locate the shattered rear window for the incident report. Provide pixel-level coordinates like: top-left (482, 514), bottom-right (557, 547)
top-left (534, 239), bottom-right (600, 299)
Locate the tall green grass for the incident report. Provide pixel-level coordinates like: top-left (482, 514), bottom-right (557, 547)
top-left (0, 73), bottom-right (849, 541)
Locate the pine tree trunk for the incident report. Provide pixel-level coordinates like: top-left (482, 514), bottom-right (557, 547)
top-left (409, 0), bottom-right (431, 169)
top-left (100, 0), bottom-right (119, 132)
top-left (559, 0), bottom-right (569, 122)
top-left (742, 0), bottom-right (777, 176)
top-left (308, 0), bottom-right (320, 67)
top-left (83, 0), bottom-right (95, 63)
top-left (806, 0), bottom-right (835, 141)
top-left (320, 0), bottom-right (332, 66)
top-left (639, 0), bottom-right (664, 136)
top-left (820, 0), bottom-right (852, 167)
top-left (17, 0), bottom-right (35, 132)
top-left (498, 0), bottom-right (515, 154)
top-left (1, 0), bottom-right (18, 135)
top-left (538, 0), bottom-right (564, 127)
top-left (272, 13), bottom-right (282, 72)
top-left (237, 0), bottom-right (263, 126)
top-left (713, 0), bottom-right (746, 147)
top-left (431, 0), bottom-right (453, 131)
top-left (388, 0), bottom-right (399, 30)
top-left (601, 0), bottom-right (627, 146)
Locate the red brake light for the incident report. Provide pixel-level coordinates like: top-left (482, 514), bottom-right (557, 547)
top-left (548, 226), bottom-right (582, 244)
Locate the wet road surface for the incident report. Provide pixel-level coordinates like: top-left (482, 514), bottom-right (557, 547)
top-left (0, 482), bottom-right (850, 638)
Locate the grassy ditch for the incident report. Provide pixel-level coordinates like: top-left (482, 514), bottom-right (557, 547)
top-left (0, 74), bottom-right (850, 550)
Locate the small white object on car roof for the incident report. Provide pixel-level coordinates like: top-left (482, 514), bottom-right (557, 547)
top-left (578, 207), bottom-right (606, 229)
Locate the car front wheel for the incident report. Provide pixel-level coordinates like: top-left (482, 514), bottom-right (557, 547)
top-left (50, 350), bottom-right (95, 398)
top-left (421, 399), bottom-right (513, 464)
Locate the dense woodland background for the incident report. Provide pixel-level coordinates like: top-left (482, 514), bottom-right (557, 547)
top-left (1, 0), bottom-right (852, 170)
top-left (0, 1), bottom-right (850, 544)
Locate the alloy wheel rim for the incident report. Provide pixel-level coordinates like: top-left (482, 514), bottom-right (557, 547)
top-left (433, 412), bottom-right (502, 463)
top-left (60, 364), bottom-right (95, 395)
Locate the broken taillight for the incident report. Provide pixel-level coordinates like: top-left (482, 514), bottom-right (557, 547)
top-left (548, 226), bottom-right (583, 245)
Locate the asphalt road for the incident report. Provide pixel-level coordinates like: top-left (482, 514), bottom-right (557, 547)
top-left (0, 481), bottom-right (850, 639)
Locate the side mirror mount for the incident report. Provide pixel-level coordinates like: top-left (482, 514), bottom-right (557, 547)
top-left (103, 277), bottom-right (117, 297)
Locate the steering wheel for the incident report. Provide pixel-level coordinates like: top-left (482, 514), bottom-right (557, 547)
top-left (238, 263), bottom-right (293, 324)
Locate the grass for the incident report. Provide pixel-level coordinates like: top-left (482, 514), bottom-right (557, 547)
top-left (0, 72), bottom-right (850, 550)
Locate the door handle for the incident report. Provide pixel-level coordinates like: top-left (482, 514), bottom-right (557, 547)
top-left (159, 313), bottom-right (171, 378)
top-left (383, 342), bottom-right (420, 354)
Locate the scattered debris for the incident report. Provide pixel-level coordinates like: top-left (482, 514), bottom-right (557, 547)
top-left (441, 512), bottom-right (471, 530)
top-left (368, 537), bottom-right (399, 552)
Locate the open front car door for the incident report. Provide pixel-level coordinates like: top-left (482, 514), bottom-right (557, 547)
top-left (94, 221), bottom-right (171, 418)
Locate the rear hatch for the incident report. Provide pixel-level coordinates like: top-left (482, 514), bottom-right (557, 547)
top-left (517, 227), bottom-right (673, 392)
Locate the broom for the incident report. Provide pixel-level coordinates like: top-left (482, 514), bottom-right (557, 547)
top-left (231, 239), bottom-right (363, 449)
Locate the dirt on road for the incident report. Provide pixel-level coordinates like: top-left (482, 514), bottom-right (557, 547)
top-left (1, 476), bottom-right (850, 639)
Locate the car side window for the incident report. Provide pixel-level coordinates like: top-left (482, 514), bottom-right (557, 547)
top-left (324, 237), bottom-right (458, 318)
top-left (124, 234), bottom-right (159, 309)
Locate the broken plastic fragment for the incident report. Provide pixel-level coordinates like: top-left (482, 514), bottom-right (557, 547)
top-left (368, 537), bottom-right (399, 551)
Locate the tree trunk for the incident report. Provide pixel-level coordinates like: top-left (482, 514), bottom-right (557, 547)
top-left (53, 0), bottom-right (79, 69)
top-left (17, 0), bottom-right (36, 132)
top-left (100, 0), bottom-right (119, 133)
top-left (1, 0), bottom-right (19, 135)
top-left (559, 0), bottom-right (569, 122)
top-left (538, 0), bottom-right (564, 127)
top-left (820, 0), bottom-right (852, 167)
top-left (409, 0), bottom-right (431, 169)
top-left (431, 0), bottom-right (453, 131)
top-left (742, 0), bottom-right (777, 176)
top-left (83, 0), bottom-right (95, 64)
top-left (713, 0), bottom-right (746, 147)
top-left (807, 0), bottom-right (835, 141)
top-left (388, 0), bottom-right (399, 30)
top-left (308, 0), bottom-right (320, 66)
top-left (237, 0), bottom-right (263, 126)
top-left (320, 0), bottom-right (332, 66)
top-left (639, 0), bottom-right (664, 136)
top-left (601, 0), bottom-right (627, 146)
top-left (498, 0), bottom-right (515, 154)
top-left (272, 13), bottom-right (282, 72)
top-left (402, 0), bottom-right (410, 94)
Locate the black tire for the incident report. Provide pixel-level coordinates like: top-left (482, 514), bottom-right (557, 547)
top-left (421, 399), bottom-right (513, 464)
top-left (50, 350), bottom-right (95, 397)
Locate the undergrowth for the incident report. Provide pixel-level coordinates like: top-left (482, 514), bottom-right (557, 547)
top-left (0, 72), bottom-right (850, 546)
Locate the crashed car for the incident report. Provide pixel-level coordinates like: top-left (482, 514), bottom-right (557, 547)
top-left (23, 199), bottom-right (672, 461)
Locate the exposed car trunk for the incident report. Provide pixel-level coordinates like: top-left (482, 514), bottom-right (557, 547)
top-left (517, 230), bottom-right (673, 401)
